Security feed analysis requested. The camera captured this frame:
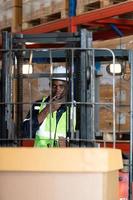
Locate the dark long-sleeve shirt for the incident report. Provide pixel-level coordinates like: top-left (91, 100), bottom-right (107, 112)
top-left (22, 99), bottom-right (43, 138)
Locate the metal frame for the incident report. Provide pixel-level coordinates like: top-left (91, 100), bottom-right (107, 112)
top-left (0, 32), bottom-right (12, 145)
top-left (1, 30), bottom-right (133, 199)
top-left (21, 1), bottom-right (133, 40)
top-left (79, 30), bottom-right (94, 146)
top-left (1, 30), bottom-right (131, 138)
top-left (129, 50), bottom-right (133, 199)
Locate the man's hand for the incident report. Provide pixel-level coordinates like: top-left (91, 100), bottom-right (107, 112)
top-left (58, 137), bottom-right (66, 147)
top-left (49, 96), bottom-right (65, 112)
top-left (38, 96), bottom-right (65, 124)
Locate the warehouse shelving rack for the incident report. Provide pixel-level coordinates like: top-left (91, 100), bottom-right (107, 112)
top-left (20, 1), bottom-right (133, 40)
top-left (0, 0), bottom-right (133, 42)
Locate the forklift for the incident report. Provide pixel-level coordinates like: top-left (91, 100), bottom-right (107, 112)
top-left (0, 30), bottom-right (132, 199)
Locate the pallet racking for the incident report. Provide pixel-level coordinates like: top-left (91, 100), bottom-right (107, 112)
top-left (20, 1), bottom-right (133, 40)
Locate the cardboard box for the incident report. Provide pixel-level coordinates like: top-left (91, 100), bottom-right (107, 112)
top-left (0, 148), bottom-right (123, 200)
top-left (99, 80), bottom-right (130, 105)
top-left (99, 106), bottom-right (130, 132)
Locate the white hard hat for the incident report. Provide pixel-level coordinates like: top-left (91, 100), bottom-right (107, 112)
top-left (52, 66), bottom-right (68, 81)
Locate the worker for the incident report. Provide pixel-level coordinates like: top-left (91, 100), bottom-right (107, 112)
top-left (22, 66), bottom-right (74, 147)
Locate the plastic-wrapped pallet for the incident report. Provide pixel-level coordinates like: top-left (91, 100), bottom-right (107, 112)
top-left (22, 0), bottom-right (32, 22)
top-left (76, 0), bottom-right (113, 15)
top-left (76, 0), bottom-right (100, 15)
top-left (31, 0), bottom-right (42, 20)
top-left (51, 0), bottom-right (68, 18)
top-left (0, 1), bottom-right (4, 29)
top-left (40, 0), bottom-right (52, 16)
top-left (22, 0), bottom-right (68, 29)
top-left (2, 0), bottom-right (13, 28)
top-left (40, 0), bottom-right (68, 19)
top-left (4, 8), bottom-right (12, 27)
top-left (3, 0), bottom-right (13, 8)
top-left (77, 0), bottom-right (128, 15)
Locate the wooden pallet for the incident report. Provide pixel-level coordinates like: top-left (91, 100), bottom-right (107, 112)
top-left (22, 10), bottom-right (68, 30)
top-left (76, 0), bottom-right (129, 15)
top-left (0, 15), bottom-right (12, 30)
top-left (101, 131), bottom-right (130, 142)
top-left (41, 10), bottom-right (68, 23)
top-left (77, 0), bottom-right (103, 15)
top-left (110, 0), bottom-right (128, 4)
top-left (0, 26), bottom-right (11, 32)
top-left (22, 19), bottom-right (40, 30)
top-left (40, 0), bottom-right (68, 21)
top-left (22, 0), bottom-right (68, 30)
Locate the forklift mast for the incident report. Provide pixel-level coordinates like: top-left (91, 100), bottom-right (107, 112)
top-left (1, 30), bottom-right (133, 147)
top-left (0, 30), bottom-right (95, 146)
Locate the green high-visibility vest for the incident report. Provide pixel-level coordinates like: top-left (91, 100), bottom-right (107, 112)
top-left (34, 97), bottom-right (73, 147)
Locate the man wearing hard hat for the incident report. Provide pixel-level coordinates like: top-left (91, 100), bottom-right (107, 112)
top-left (22, 66), bottom-right (74, 147)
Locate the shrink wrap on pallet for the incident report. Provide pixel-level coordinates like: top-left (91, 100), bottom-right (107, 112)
top-left (93, 35), bottom-right (133, 50)
top-left (0, 0), bottom-right (4, 28)
top-left (31, 0), bottom-right (42, 19)
top-left (76, 0), bottom-right (128, 15)
top-left (76, 0), bottom-right (101, 15)
top-left (3, 0), bottom-right (13, 9)
top-left (22, 0), bottom-right (32, 22)
top-left (51, 0), bottom-right (68, 18)
top-left (40, 0), bottom-right (52, 16)
top-left (3, 7), bottom-right (12, 28)
top-left (0, 0), bottom-right (13, 28)
top-left (22, 0), bottom-right (68, 29)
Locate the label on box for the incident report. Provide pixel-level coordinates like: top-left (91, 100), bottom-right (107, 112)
top-left (116, 90), bottom-right (126, 102)
top-left (117, 113), bottom-right (126, 124)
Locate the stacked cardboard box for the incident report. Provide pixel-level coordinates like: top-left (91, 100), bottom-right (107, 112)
top-left (93, 35), bottom-right (133, 50)
top-left (99, 64), bottom-right (130, 134)
top-left (99, 107), bottom-right (130, 133)
top-left (100, 80), bottom-right (130, 105)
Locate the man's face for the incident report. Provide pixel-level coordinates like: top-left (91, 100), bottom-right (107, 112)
top-left (51, 80), bottom-right (67, 100)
